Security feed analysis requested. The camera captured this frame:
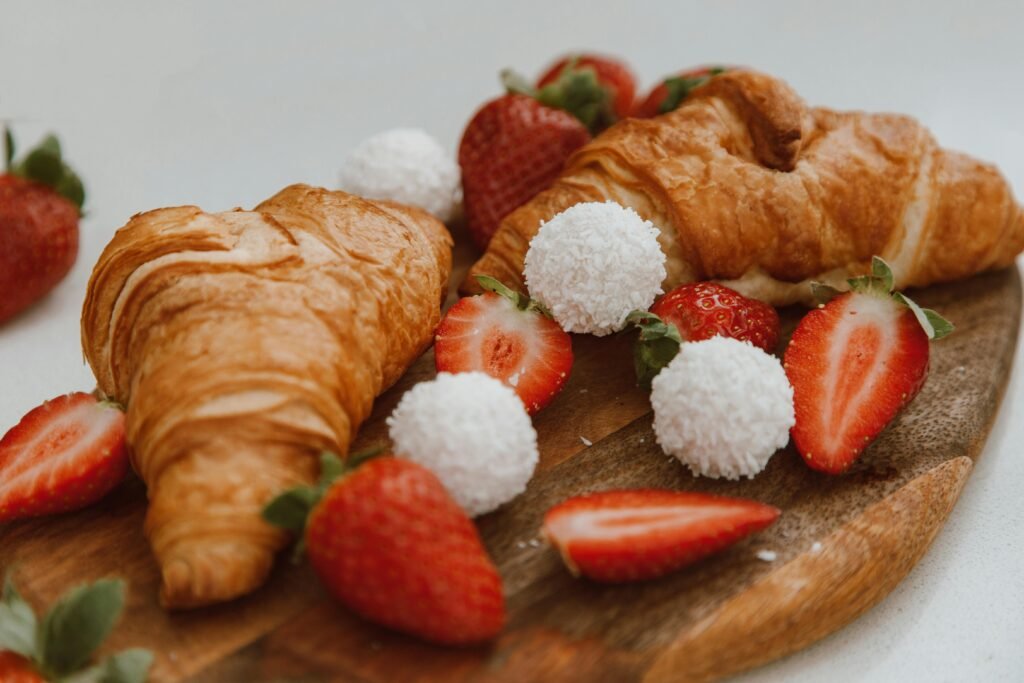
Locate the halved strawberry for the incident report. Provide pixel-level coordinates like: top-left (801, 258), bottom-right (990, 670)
top-left (0, 392), bottom-right (128, 521)
top-left (543, 489), bottom-right (780, 582)
top-left (784, 258), bottom-right (953, 474)
top-left (435, 276), bottom-right (573, 414)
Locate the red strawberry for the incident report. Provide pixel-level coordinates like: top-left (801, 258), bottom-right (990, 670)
top-left (0, 652), bottom-right (43, 683)
top-left (652, 282), bottom-right (780, 351)
top-left (626, 282), bottom-right (779, 387)
top-left (459, 94), bottom-right (589, 249)
top-left (264, 453), bottom-right (506, 645)
top-left (435, 276), bottom-right (573, 414)
top-left (543, 489), bottom-right (780, 582)
top-left (536, 54), bottom-right (637, 121)
top-left (784, 258), bottom-right (953, 474)
top-left (633, 66), bottom-right (732, 118)
top-left (0, 392), bottom-right (128, 522)
top-left (0, 130), bottom-right (85, 324)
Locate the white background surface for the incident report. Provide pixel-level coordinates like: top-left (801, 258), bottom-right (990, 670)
top-left (2, 1), bottom-right (1022, 681)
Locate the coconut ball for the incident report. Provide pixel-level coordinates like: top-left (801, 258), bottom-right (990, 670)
top-left (651, 336), bottom-right (794, 479)
top-left (523, 201), bottom-right (666, 336)
top-left (339, 128), bottom-right (461, 222)
top-left (386, 372), bottom-right (538, 516)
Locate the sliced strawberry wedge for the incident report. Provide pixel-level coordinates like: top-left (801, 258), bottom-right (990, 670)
top-left (543, 489), bottom-right (780, 582)
top-left (785, 257), bottom-right (953, 474)
top-left (435, 276), bottom-right (573, 414)
top-left (0, 392), bottom-right (128, 521)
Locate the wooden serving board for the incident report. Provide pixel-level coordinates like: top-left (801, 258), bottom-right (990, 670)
top-left (1, 234), bottom-right (1020, 682)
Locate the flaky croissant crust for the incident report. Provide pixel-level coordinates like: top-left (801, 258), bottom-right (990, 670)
top-left (467, 70), bottom-right (1024, 305)
top-left (82, 185), bottom-right (452, 608)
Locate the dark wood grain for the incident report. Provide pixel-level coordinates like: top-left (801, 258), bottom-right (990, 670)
top-left (1, 255), bottom-right (1018, 683)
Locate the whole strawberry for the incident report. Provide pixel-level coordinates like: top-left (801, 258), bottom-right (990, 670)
top-left (459, 94), bottom-right (589, 249)
top-left (633, 66), bottom-right (732, 118)
top-left (536, 53), bottom-right (637, 123)
top-left (626, 282), bottom-right (780, 387)
top-left (264, 452), bottom-right (506, 645)
top-left (0, 129), bottom-right (85, 324)
top-left (785, 257), bottom-right (953, 474)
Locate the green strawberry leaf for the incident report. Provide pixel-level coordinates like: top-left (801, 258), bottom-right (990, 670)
top-left (0, 572), bottom-right (38, 658)
top-left (892, 292), bottom-right (955, 340)
top-left (8, 132), bottom-right (87, 212)
top-left (871, 255), bottom-right (895, 292)
top-left (19, 144), bottom-right (63, 186)
top-left (658, 67), bottom-right (728, 115)
top-left (3, 127), bottom-right (13, 170)
top-left (625, 310), bottom-right (683, 388)
top-left (342, 445), bottom-right (386, 473)
top-left (810, 282), bottom-right (843, 307)
top-left (500, 69), bottom-right (536, 97)
top-left (261, 486), bottom-right (317, 534)
top-left (502, 59), bottom-right (612, 134)
top-left (37, 579), bottom-right (124, 677)
top-left (923, 308), bottom-right (955, 340)
top-left (97, 648), bottom-right (154, 683)
top-left (56, 164), bottom-right (86, 211)
top-left (475, 275), bottom-right (552, 318)
top-left (317, 451), bottom-right (346, 489)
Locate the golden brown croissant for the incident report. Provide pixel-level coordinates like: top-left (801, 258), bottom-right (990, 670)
top-left (81, 184), bottom-right (452, 608)
top-left (466, 70), bottom-right (1024, 305)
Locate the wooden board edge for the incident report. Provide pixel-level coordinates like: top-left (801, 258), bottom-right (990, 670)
top-left (642, 455), bottom-right (974, 683)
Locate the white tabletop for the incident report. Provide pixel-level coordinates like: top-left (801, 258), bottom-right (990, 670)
top-left (1, 1), bottom-right (1022, 680)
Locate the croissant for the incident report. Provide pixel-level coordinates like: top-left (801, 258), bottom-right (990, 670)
top-left (81, 184), bottom-right (452, 608)
top-left (465, 70), bottom-right (1024, 305)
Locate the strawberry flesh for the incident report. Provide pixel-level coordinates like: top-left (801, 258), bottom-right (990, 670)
top-left (435, 293), bottom-right (573, 414)
top-left (305, 457), bottom-right (505, 645)
top-left (785, 291), bottom-right (930, 474)
top-left (543, 489), bottom-right (780, 582)
top-left (0, 392), bottom-right (128, 521)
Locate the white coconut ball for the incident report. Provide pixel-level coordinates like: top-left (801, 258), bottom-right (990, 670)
top-left (523, 201), bottom-right (666, 336)
top-left (339, 128), bottom-right (461, 222)
top-left (651, 336), bottom-right (795, 479)
top-left (386, 372), bottom-right (538, 516)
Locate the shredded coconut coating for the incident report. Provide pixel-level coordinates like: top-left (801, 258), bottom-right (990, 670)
top-left (523, 201), bottom-right (666, 336)
top-left (387, 372), bottom-right (539, 516)
top-left (651, 337), bottom-right (794, 480)
top-left (339, 128), bottom-right (461, 222)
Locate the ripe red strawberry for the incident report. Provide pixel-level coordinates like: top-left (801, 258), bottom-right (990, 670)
top-left (652, 282), bottom-right (780, 351)
top-left (0, 652), bottom-right (43, 683)
top-left (264, 453), bottom-right (506, 645)
top-left (633, 66), bottom-right (732, 118)
top-left (435, 276), bottom-right (573, 414)
top-left (0, 392), bottom-right (128, 522)
top-left (0, 129), bottom-right (85, 324)
top-left (459, 94), bottom-right (589, 249)
top-left (536, 54), bottom-right (637, 121)
top-left (626, 282), bottom-right (779, 387)
top-left (543, 489), bottom-right (780, 582)
top-left (784, 258), bottom-right (953, 474)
